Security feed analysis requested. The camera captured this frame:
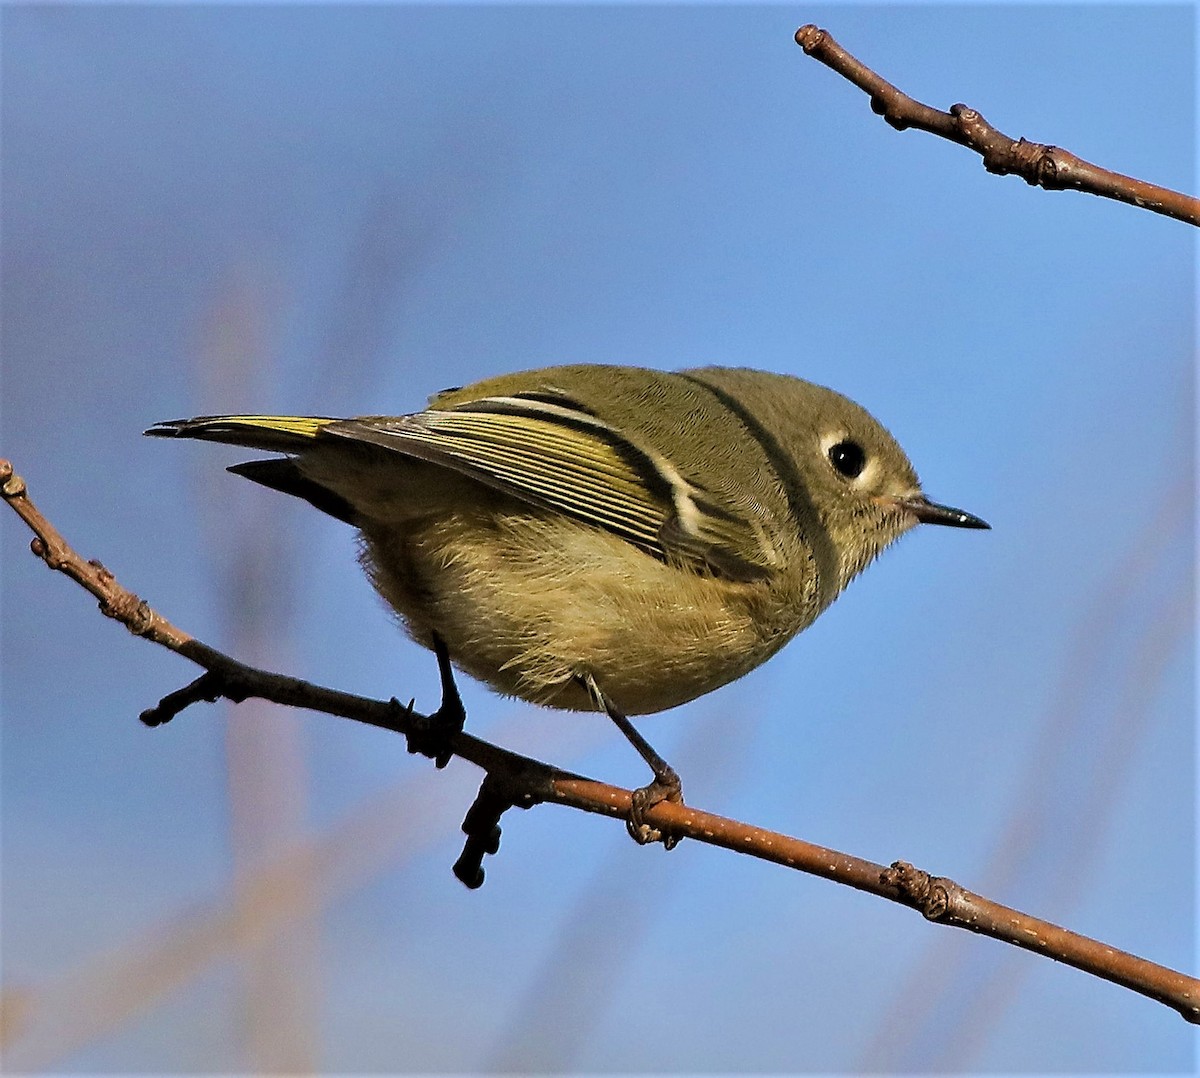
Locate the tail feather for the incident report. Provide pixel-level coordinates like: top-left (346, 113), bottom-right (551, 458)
top-left (144, 415), bottom-right (337, 453)
top-left (227, 458), bottom-right (358, 525)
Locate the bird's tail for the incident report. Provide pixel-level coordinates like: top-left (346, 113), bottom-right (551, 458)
top-left (146, 415), bottom-right (360, 523)
top-left (144, 415), bottom-right (338, 453)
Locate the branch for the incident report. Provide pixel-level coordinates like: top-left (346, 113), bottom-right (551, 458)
top-left (795, 24), bottom-right (1200, 227)
top-left (4, 456), bottom-right (1198, 1024)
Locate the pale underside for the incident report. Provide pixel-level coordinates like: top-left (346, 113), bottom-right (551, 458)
top-left (358, 501), bottom-right (818, 715)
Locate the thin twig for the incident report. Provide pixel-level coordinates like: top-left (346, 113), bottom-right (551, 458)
top-left (3, 456), bottom-right (1198, 1024)
top-left (794, 24), bottom-right (1200, 226)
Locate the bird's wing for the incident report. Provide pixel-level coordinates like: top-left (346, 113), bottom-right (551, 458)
top-left (326, 392), bottom-right (770, 580)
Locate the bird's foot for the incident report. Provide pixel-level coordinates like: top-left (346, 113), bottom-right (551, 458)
top-left (628, 765), bottom-right (683, 849)
top-left (581, 674), bottom-right (685, 850)
top-left (405, 633), bottom-right (465, 769)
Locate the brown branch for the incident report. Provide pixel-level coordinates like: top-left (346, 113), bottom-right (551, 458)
top-left (794, 24), bottom-right (1200, 227)
top-left (4, 456), bottom-right (1199, 1024)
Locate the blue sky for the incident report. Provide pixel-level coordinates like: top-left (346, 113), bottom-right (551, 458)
top-left (2, 4), bottom-right (1195, 1073)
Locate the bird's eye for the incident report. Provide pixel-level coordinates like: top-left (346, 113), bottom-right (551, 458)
top-left (827, 440), bottom-right (866, 479)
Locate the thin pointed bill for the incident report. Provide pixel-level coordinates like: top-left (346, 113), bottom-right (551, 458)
top-left (893, 494), bottom-right (990, 530)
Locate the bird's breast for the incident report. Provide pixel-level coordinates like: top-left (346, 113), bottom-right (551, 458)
top-left (359, 509), bottom-right (821, 715)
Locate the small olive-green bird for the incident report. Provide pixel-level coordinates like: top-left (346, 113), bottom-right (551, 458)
top-left (148, 364), bottom-right (986, 831)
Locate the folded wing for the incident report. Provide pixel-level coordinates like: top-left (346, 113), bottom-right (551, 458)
top-left (328, 392), bottom-right (769, 581)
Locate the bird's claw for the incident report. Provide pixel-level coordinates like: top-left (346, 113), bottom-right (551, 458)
top-left (626, 769), bottom-right (683, 850)
top-left (402, 633), bottom-right (468, 769)
top-left (404, 701), bottom-right (464, 769)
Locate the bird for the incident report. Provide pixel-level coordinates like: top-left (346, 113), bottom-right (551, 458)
top-left (148, 363), bottom-right (988, 843)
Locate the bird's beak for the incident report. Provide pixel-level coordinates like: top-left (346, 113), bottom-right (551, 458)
top-left (891, 494), bottom-right (990, 530)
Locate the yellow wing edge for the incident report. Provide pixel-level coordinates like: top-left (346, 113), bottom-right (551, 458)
top-left (144, 414), bottom-right (338, 451)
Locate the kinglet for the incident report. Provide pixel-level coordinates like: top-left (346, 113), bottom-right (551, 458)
top-left (149, 364), bottom-right (987, 840)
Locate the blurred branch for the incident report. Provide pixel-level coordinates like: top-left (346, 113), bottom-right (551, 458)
top-left (867, 469), bottom-right (1193, 1068)
top-left (489, 704), bottom-right (752, 1072)
top-left (5, 456), bottom-right (1199, 1025)
top-left (795, 25), bottom-right (1200, 226)
top-left (0, 708), bottom-right (596, 1072)
top-left (196, 269), bottom-right (320, 1075)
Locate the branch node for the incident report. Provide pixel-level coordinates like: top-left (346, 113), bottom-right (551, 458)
top-left (453, 772), bottom-right (534, 889)
top-left (2, 467), bottom-right (26, 499)
top-left (793, 24), bottom-right (824, 52)
top-left (868, 95), bottom-right (898, 126)
top-left (90, 565), bottom-right (157, 634)
top-left (33, 535), bottom-right (71, 571)
top-left (1013, 138), bottom-right (1064, 188)
top-left (140, 671), bottom-right (239, 727)
top-left (882, 860), bottom-right (952, 921)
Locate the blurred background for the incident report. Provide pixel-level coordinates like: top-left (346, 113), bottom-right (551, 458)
top-left (1, 4), bottom-right (1194, 1073)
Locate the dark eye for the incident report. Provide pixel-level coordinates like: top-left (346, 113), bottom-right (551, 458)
top-left (828, 440), bottom-right (866, 479)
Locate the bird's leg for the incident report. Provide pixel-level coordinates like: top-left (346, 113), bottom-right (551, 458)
top-left (404, 632), bottom-right (466, 769)
top-left (583, 675), bottom-right (683, 849)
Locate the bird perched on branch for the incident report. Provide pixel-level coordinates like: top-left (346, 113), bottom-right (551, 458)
top-left (149, 364), bottom-right (987, 844)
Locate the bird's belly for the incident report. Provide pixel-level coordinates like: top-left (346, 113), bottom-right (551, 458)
top-left (360, 512), bottom-right (807, 715)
